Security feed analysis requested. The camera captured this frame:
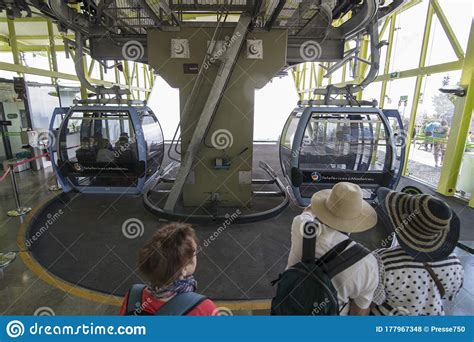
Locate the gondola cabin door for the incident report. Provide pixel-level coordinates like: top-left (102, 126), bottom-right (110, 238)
top-left (280, 107), bottom-right (405, 206)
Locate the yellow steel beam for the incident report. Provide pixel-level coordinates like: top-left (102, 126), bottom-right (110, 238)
top-left (316, 63), bottom-right (324, 100)
top-left (135, 63), bottom-right (140, 100)
top-left (378, 60), bottom-right (463, 81)
top-left (0, 44), bottom-right (66, 52)
top-left (437, 19), bottom-right (474, 203)
top-left (47, 20), bottom-right (58, 84)
top-left (8, 34), bottom-right (75, 40)
top-left (80, 55), bottom-right (90, 99)
top-left (0, 17), bottom-right (46, 22)
top-left (0, 61), bottom-right (151, 93)
top-left (297, 60), bottom-right (463, 95)
top-left (6, 17), bottom-right (21, 67)
top-left (123, 60), bottom-right (132, 100)
top-left (143, 64), bottom-right (148, 91)
top-left (114, 61), bottom-right (121, 84)
top-left (88, 59), bottom-right (95, 78)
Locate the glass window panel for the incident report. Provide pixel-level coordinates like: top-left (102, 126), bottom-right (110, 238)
top-left (390, 1), bottom-right (429, 72)
top-left (280, 113), bottom-right (300, 149)
top-left (141, 111), bottom-right (164, 176)
top-left (384, 77), bottom-right (417, 127)
top-left (426, 16), bottom-right (458, 66)
top-left (405, 71), bottom-right (461, 187)
top-left (437, 0), bottom-right (473, 53)
top-left (60, 110), bottom-right (140, 187)
top-left (299, 112), bottom-right (389, 172)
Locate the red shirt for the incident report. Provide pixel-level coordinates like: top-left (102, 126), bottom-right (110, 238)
top-left (119, 287), bottom-right (217, 316)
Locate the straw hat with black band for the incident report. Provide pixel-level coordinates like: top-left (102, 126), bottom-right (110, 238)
top-left (310, 182), bottom-right (378, 233)
top-left (377, 187), bottom-right (460, 262)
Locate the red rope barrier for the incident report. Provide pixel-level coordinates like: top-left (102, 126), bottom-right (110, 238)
top-left (1, 144), bottom-right (80, 183)
top-left (0, 167), bottom-right (10, 183)
top-left (0, 152), bottom-right (50, 183)
top-left (13, 152), bottom-right (49, 168)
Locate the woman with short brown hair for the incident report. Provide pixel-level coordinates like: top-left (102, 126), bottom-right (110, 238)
top-left (120, 223), bottom-right (217, 315)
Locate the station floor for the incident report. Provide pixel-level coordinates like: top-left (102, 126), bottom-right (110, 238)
top-left (0, 144), bottom-right (473, 315)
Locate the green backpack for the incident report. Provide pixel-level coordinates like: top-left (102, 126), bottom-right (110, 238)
top-left (271, 222), bottom-right (370, 315)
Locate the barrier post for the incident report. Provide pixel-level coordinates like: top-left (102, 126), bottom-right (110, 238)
top-left (48, 175), bottom-right (62, 191)
top-left (0, 252), bottom-right (17, 279)
top-left (7, 163), bottom-right (32, 217)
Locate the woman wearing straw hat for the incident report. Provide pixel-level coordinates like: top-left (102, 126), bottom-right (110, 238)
top-left (286, 182), bottom-right (379, 315)
top-left (371, 188), bottom-right (464, 316)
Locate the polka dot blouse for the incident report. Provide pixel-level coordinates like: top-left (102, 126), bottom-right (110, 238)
top-left (371, 246), bottom-right (464, 316)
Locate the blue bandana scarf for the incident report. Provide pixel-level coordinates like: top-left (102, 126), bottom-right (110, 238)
top-left (152, 276), bottom-right (197, 299)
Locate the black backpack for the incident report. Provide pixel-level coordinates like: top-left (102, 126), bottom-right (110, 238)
top-left (271, 222), bottom-right (370, 315)
top-left (124, 284), bottom-right (207, 316)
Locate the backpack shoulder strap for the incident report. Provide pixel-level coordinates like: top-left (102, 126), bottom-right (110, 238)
top-left (324, 243), bottom-right (370, 279)
top-left (301, 221), bottom-right (317, 263)
top-left (319, 239), bottom-right (352, 264)
top-left (423, 263), bottom-right (446, 298)
top-left (125, 284), bottom-right (147, 315)
top-left (155, 292), bottom-right (208, 316)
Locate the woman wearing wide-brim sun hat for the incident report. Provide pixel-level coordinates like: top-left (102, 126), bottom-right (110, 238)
top-left (309, 181), bottom-right (378, 233)
top-left (371, 187), bottom-right (464, 316)
top-left (286, 182), bottom-right (379, 315)
top-left (377, 187), bottom-right (460, 261)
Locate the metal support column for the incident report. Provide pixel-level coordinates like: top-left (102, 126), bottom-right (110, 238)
top-left (356, 36), bottom-right (369, 101)
top-left (7, 163), bottom-right (32, 217)
top-left (316, 63), bottom-right (324, 100)
top-left (135, 63), bottom-right (141, 100)
top-left (437, 21), bottom-right (474, 204)
top-left (123, 61), bottom-right (132, 100)
top-left (164, 15), bottom-right (251, 211)
top-left (143, 64), bottom-right (148, 91)
top-left (80, 56), bottom-right (89, 99)
top-left (47, 20), bottom-right (58, 84)
top-left (379, 14), bottom-right (397, 107)
top-left (114, 61), bottom-right (121, 85)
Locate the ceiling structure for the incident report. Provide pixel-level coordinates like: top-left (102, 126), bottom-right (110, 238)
top-left (0, 0), bottom-right (407, 64)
